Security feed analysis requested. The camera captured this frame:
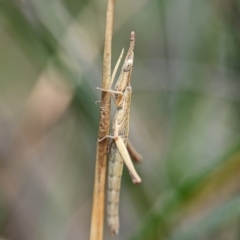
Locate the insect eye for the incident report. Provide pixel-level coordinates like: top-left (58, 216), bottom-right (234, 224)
top-left (123, 59), bottom-right (133, 72)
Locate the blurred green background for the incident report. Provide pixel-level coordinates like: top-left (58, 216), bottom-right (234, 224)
top-left (1, 0), bottom-right (240, 239)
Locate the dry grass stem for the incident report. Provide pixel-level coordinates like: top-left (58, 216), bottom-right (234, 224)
top-left (89, 0), bottom-right (116, 240)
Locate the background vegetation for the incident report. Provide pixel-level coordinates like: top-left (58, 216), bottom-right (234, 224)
top-left (1, 0), bottom-right (240, 239)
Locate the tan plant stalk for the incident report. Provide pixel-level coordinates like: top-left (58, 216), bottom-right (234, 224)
top-left (89, 0), bottom-right (116, 239)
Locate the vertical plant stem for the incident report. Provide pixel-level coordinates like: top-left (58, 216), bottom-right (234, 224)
top-left (89, 0), bottom-right (116, 239)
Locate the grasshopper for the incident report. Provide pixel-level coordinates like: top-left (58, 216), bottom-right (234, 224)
top-left (98, 32), bottom-right (141, 235)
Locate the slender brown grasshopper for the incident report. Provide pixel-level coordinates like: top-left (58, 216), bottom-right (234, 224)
top-left (97, 32), bottom-right (141, 235)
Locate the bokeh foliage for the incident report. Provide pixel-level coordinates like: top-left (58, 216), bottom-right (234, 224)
top-left (0, 0), bottom-right (240, 239)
